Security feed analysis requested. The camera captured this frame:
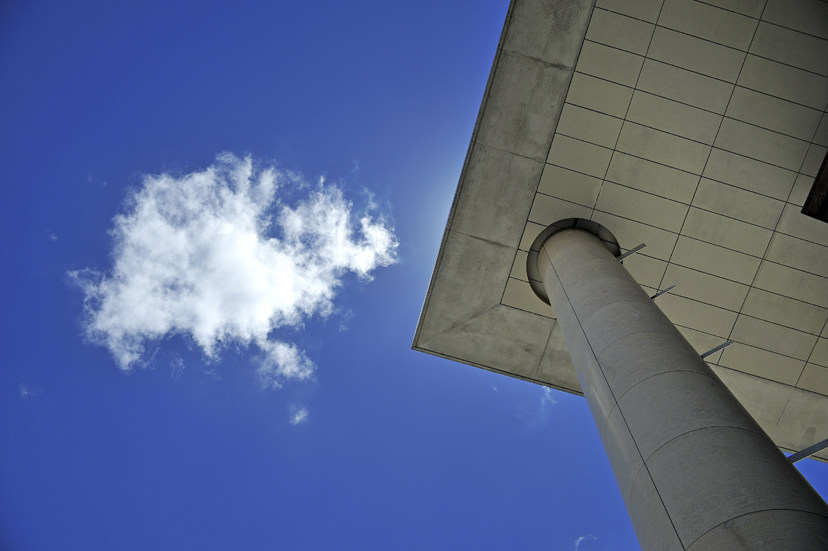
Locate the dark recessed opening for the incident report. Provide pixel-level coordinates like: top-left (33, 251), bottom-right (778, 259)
top-left (802, 149), bottom-right (828, 223)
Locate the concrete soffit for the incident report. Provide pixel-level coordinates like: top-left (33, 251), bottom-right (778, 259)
top-left (413, 0), bottom-right (828, 462)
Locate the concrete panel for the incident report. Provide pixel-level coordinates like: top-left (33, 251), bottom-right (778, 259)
top-left (616, 122), bottom-right (710, 174)
top-left (502, 276), bottom-right (555, 317)
top-left (799, 364), bottom-right (828, 395)
top-left (595, 0), bottom-right (661, 21)
top-left (637, 59), bottom-right (732, 115)
top-left (680, 207), bottom-right (772, 258)
top-left (715, 118), bottom-right (810, 172)
top-left (754, 261), bottom-right (828, 309)
top-left (750, 21), bottom-right (828, 77)
top-left (595, 406), bottom-right (645, 499)
top-left (648, 27), bottom-right (745, 82)
top-left (509, 249), bottom-right (529, 282)
top-left (606, 152), bottom-right (699, 203)
top-left (764, 0), bottom-right (828, 37)
top-left (687, 509), bottom-right (828, 551)
top-left (659, 0), bottom-right (757, 50)
top-left (655, 292), bottom-right (738, 336)
top-left (451, 143), bottom-right (543, 248)
top-left (566, 72), bottom-right (633, 118)
top-left (586, 7), bottom-right (654, 55)
top-left (591, 210), bottom-right (678, 260)
top-left (595, 182), bottom-right (688, 233)
top-left (773, 389), bottom-right (828, 452)
top-left (626, 90), bottom-right (721, 145)
top-left (802, 143), bottom-right (828, 177)
top-left (582, 300), bottom-right (680, 357)
top-left (645, 427), bottom-right (828, 546)
top-left (741, 288), bottom-right (827, 335)
top-left (502, 0), bottom-right (594, 68)
top-left (711, 366), bottom-right (793, 432)
top-left (537, 163), bottom-right (602, 207)
top-left (620, 371), bottom-right (763, 460)
top-left (575, 40), bottom-right (643, 87)
top-left (670, 236), bottom-right (761, 285)
top-left (701, 0), bottom-right (764, 17)
top-left (663, 263), bottom-right (749, 312)
top-left (623, 253), bottom-right (667, 289)
top-left (692, 177), bottom-right (784, 229)
top-left (719, 343), bottom-right (805, 385)
top-left (777, 203), bottom-right (828, 245)
top-left (415, 231), bottom-right (513, 345)
top-left (546, 134), bottom-right (612, 178)
top-left (765, 233), bottom-right (828, 276)
top-left (528, 193), bottom-right (593, 227)
top-left (815, 113), bottom-right (828, 148)
top-left (726, 87), bottom-right (822, 141)
top-left (536, 321), bottom-right (580, 393)
top-left (811, 338), bottom-right (828, 368)
top-left (475, 50), bottom-right (574, 161)
top-left (421, 304), bottom-right (557, 384)
top-left (737, 55), bottom-right (828, 110)
top-left (677, 325), bottom-right (729, 358)
top-left (519, 221), bottom-right (547, 251)
top-left (789, 174), bottom-right (816, 207)
top-left (556, 103), bottom-right (623, 149)
top-left (703, 148), bottom-right (796, 200)
top-left (731, 316), bottom-right (818, 361)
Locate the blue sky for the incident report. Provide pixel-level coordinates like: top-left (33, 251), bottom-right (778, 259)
top-left (1, 2), bottom-right (825, 550)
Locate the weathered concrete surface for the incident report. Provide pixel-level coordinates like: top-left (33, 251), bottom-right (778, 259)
top-left (539, 229), bottom-right (828, 550)
top-left (413, 0), bottom-right (594, 394)
top-left (413, 0), bottom-right (828, 463)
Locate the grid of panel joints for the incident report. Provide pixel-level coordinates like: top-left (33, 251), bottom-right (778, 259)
top-left (503, 0), bottom-right (828, 394)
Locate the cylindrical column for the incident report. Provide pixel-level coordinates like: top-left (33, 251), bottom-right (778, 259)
top-left (538, 229), bottom-right (828, 550)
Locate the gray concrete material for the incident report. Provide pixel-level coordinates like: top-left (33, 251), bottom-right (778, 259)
top-left (538, 228), bottom-right (828, 550)
top-left (450, 143), bottom-right (542, 248)
top-left (421, 304), bottom-right (556, 384)
top-left (415, 231), bottom-right (514, 346)
top-left (414, 0), bottom-right (828, 466)
top-left (474, 49), bottom-right (575, 161)
top-left (503, 0), bottom-right (594, 66)
top-left (686, 509), bottom-right (828, 551)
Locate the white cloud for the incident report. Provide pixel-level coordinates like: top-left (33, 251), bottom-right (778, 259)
top-left (542, 387), bottom-right (557, 407)
top-left (19, 384), bottom-right (41, 398)
top-left (573, 534), bottom-right (596, 550)
top-left (71, 153), bottom-right (397, 387)
top-left (289, 407), bottom-right (309, 426)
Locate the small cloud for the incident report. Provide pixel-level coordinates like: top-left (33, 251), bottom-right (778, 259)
top-left (170, 357), bottom-right (185, 381)
top-left (48, 233), bottom-right (58, 242)
top-left (491, 385), bottom-right (499, 393)
top-left (573, 534), bottom-right (596, 550)
top-left (70, 153), bottom-right (397, 389)
top-left (19, 384), bottom-right (41, 398)
top-left (289, 406), bottom-right (309, 426)
top-left (541, 386), bottom-right (557, 407)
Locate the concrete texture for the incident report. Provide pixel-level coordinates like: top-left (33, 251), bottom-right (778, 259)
top-left (414, 0), bottom-right (828, 466)
top-left (539, 229), bottom-right (828, 550)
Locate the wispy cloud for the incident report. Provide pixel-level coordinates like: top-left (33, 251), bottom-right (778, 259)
top-left (541, 386), bottom-right (557, 408)
top-left (71, 153), bottom-right (397, 387)
top-left (289, 406), bottom-right (309, 426)
top-left (19, 384), bottom-right (41, 398)
top-left (573, 534), bottom-right (596, 550)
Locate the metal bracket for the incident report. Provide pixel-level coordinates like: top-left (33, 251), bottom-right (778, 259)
top-left (651, 285), bottom-right (676, 300)
top-left (700, 341), bottom-right (732, 359)
top-left (618, 243), bottom-right (646, 261)
top-left (788, 438), bottom-right (828, 463)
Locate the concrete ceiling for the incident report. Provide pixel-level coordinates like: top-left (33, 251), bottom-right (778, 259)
top-left (414, 0), bottom-right (828, 461)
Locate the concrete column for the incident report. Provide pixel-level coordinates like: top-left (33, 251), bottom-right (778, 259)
top-left (538, 229), bottom-right (828, 550)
